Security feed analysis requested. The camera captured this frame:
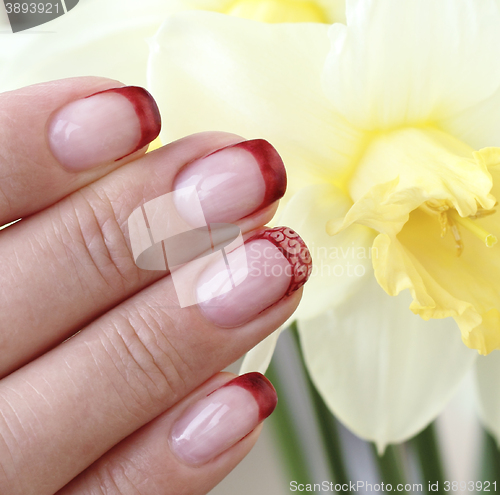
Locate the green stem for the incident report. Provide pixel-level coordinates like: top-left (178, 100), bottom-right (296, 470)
top-left (480, 429), bottom-right (500, 488)
top-left (308, 369), bottom-right (351, 485)
top-left (266, 359), bottom-right (312, 486)
top-left (290, 324), bottom-right (350, 486)
top-left (372, 444), bottom-right (408, 493)
top-left (411, 423), bottom-right (446, 494)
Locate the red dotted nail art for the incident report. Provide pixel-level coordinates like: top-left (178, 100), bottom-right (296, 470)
top-left (251, 226), bottom-right (313, 296)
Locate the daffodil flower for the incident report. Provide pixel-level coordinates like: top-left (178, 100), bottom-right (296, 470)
top-left (148, 0), bottom-right (500, 449)
top-left (0, 0), bottom-right (343, 92)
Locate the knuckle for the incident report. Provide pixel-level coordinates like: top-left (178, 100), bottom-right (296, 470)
top-left (53, 187), bottom-right (141, 295)
top-left (91, 455), bottom-right (165, 495)
top-left (102, 304), bottom-right (191, 411)
top-left (94, 461), bottom-right (140, 495)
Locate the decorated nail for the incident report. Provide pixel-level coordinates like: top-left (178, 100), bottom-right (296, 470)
top-left (251, 226), bottom-right (314, 296)
top-left (170, 373), bottom-right (277, 465)
top-left (196, 226), bottom-right (312, 327)
top-left (48, 86), bottom-right (161, 171)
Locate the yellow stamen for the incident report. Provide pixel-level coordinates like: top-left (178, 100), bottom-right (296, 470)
top-left (448, 219), bottom-right (464, 256)
top-left (437, 210), bottom-right (448, 238)
top-left (449, 210), bottom-right (498, 248)
top-left (226, 0), bottom-right (327, 23)
top-left (421, 202), bottom-right (497, 255)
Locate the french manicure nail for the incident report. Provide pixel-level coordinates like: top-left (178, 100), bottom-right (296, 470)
top-left (196, 226), bottom-right (312, 327)
top-left (48, 86), bottom-right (161, 171)
top-left (173, 139), bottom-right (286, 224)
top-left (170, 372), bottom-right (277, 465)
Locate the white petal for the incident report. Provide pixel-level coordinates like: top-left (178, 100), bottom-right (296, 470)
top-left (279, 184), bottom-right (375, 320)
top-left (240, 329), bottom-right (282, 374)
top-left (0, 0), bottom-right (219, 92)
top-left (323, 0), bottom-right (500, 130)
top-left (440, 86), bottom-right (500, 150)
top-left (148, 11), bottom-right (364, 192)
top-left (298, 275), bottom-right (477, 450)
top-left (475, 351), bottom-right (500, 445)
top-left (436, 370), bottom-right (482, 482)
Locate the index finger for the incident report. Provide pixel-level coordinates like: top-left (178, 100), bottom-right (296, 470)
top-left (0, 77), bottom-right (160, 225)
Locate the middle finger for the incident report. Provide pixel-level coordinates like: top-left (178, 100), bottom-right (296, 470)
top-left (0, 132), bottom-right (286, 377)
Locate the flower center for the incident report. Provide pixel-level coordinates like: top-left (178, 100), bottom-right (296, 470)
top-left (328, 127), bottom-right (499, 255)
top-left (420, 201), bottom-right (498, 256)
top-left (225, 0), bottom-right (327, 23)
top-left (421, 200), bottom-right (497, 255)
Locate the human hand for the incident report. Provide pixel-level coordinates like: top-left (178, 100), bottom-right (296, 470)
top-left (0, 77), bottom-right (312, 494)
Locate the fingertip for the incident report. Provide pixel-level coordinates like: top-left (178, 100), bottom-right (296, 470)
top-left (48, 85), bottom-right (161, 171)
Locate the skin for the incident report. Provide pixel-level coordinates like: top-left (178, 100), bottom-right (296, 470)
top-left (0, 77), bottom-right (302, 495)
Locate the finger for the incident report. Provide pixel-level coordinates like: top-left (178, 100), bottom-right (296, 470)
top-left (0, 226), bottom-right (310, 495)
top-left (58, 373), bottom-right (274, 495)
top-left (0, 77), bottom-right (160, 225)
top-left (0, 133), bottom-right (285, 377)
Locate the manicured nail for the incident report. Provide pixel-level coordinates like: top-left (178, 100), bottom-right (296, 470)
top-left (173, 139), bottom-right (286, 224)
top-left (196, 226), bottom-right (312, 327)
top-left (48, 86), bottom-right (161, 171)
top-left (170, 372), bottom-right (277, 465)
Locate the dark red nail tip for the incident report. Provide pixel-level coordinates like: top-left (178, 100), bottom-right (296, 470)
top-left (249, 226), bottom-right (313, 296)
top-left (88, 86), bottom-right (161, 160)
top-left (223, 372), bottom-right (278, 422)
top-left (231, 140), bottom-right (287, 210)
top-left (207, 139), bottom-right (286, 215)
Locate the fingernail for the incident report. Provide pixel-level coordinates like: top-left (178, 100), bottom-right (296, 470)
top-left (196, 226), bottom-right (312, 327)
top-left (173, 139), bottom-right (286, 224)
top-left (48, 86), bottom-right (161, 171)
top-left (170, 372), bottom-right (277, 465)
